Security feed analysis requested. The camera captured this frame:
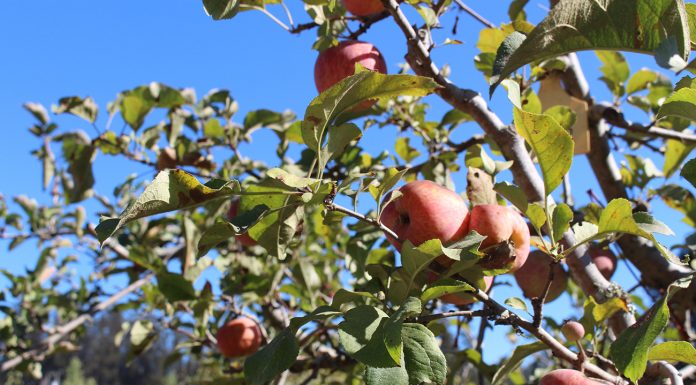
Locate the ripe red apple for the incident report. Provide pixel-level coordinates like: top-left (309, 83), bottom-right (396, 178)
top-left (427, 273), bottom-right (494, 305)
top-left (561, 321), bottom-right (585, 343)
top-left (342, 0), bottom-right (384, 16)
top-left (314, 40), bottom-right (387, 97)
top-left (226, 200), bottom-right (258, 247)
top-left (513, 250), bottom-right (568, 303)
top-left (216, 317), bottom-right (263, 358)
top-left (468, 205), bottom-right (530, 272)
top-left (588, 246), bottom-right (617, 279)
top-left (539, 369), bottom-right (603, 385)
top-left (379, 180), bottom-right (470, 266)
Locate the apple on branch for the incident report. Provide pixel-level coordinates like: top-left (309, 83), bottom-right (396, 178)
top-left (216, 317), bottom-right (263, 358)
top-left (341, 0), bottom-right (384, 17)
top-left (379, 180), bottom-right (470, 267)
top-left (314, 40), bottom-right (387, 110)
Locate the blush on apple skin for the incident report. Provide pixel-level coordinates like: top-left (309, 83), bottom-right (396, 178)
top-left (539, 369), bottom-right (604, 385)
top-left (314, 40), bottom-right (387, 94)
top-left (342, 0), bottom-right (385, 16)
top-left (513, 250), bottom-right (568, 303)
top-left (379, 180), bottom-right (470, 255)
top-left (468, 205), bottom-right (530, 272)
top-left (588, 246), bottom-right (618, 279)
top-left (216, 317), bottom-right (263, 358)
top-left (226, 200), bottom-right (258, 248)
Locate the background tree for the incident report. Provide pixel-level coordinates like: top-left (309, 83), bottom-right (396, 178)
top-left (1, 1), bottom-right (696, 385)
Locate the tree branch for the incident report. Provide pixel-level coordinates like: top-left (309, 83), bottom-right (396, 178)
top-left (380, 0), bottom-right (626, 325)
top-left (594, 104), bottom-right (696, 144)
top-left (0, 273), bottom-right (155, 372)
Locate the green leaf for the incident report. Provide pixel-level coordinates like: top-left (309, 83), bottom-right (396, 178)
top-left (95, 170), bottom-right (241, 243)
top-left (491, 342), bottom-right (548, 385)
top-left (663, 139), bottom-right (694, 178)
top-left (596, 51), bottom-right (630, 96)
top-left (504, 297), bottom-right (528, 312)
top-left (610, 277), bottom-right (692, 382)
top-left (657, 77), bottom-right (696, 121)
top-left (513, 107), bottom-right (574, 194)
top-left (494, 182), bottom-right (528, 213)
top-left (395, 137), bottom-right (421, 163)
top-left (491, 0), bottom-right (690, 93)
top-left (648, 341), bottom-right (696, 365)
top-left (156, 272), bottom-right (197, 302)
top-left (593, 198), bottom-right (680, 263)
top-left (322, 122), bottom-right (362, 167)
top-left (551, 203), bottom-right (573, 244)
top-left (383, 297), bottom-right (422, 366)
top-left (389, 239), bottom-right (479, 303)
top-left (626, 69), bottom-right (659, 95)
top-left (196, 204), bottom-right (271, 257)
top-left (544, 105), bottom-right (576, 132)
top-left (59, 132), bottom-right (96, 203)
top-left (490, 32), bottom-right (527, 86)
top-left (301, 71), bottom-right (437, 164)
top-left (53, 96), bottom-right (98, 123)
top-left (244, 328), bottom-right (299, 385)
top-left (339, 306), bottom-right (397, 367)
top-left (681, 158), bottom-right (696, 188)
top-left (202, 0), bottom-right (240, 20)
top-left (526, 203), bottom-right (547, 230)
top-left (120, 94), bottom-right (153, 131)
top-left (365, 323), bottom-right (446, 385)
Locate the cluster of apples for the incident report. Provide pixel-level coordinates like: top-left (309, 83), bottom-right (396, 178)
top-left (379, 180), bottom-right (530, 304)
top-left (379, 180), bottom-right (620, 305)
top-left (313, 1), bottom-right (388, 106)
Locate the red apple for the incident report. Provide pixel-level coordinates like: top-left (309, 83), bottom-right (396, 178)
top-left (216, 317), bottom-right (263, 358)
top-left (226, 200), bottom-right (258, 247)
top-left (342, 0), bottom-right (385, 16)
top-left (513, 250), bottom-right (568, 303)
top-left (561, 321), bottom-right (585, 343)
top-left (539, 369), bottom-right (603, 385)
top-left (380, 180), bottom-right (470, 266)
top-left (468, 205), bottom-right (530, 272)
top-left (314, 40), bottom-right (387, 95)
top-left (588, 246), bottom-right (617, 279)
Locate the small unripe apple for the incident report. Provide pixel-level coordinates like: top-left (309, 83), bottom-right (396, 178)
top-left (561, 321), bottom-right (585, 343)
top-left (468, 205), bottom-right (530, 272)
top-left (428, 272), bottom-right (494, 305)
top-left (513, 250), bottom-right (568, 303)
top-left (342, 0), bottom-right (384, 16)
top-left (216, 317), bottom-right (263, 358)
top-left (539, 369), bottom-right (603, 385)
top-left (226, 200), bottom-right (258, 247)
top-left (380, 180), bottom-right (470, 266)
top-left (588, 246), bottom-right (617, 279)
top-left (314, 40), bottom-right (387, 98)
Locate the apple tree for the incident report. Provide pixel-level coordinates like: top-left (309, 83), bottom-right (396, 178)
top-left (2, 0), bottom-right (696, 384)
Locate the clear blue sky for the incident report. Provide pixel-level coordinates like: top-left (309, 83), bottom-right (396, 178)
top-left (0, 0), bottom-right (691, 364)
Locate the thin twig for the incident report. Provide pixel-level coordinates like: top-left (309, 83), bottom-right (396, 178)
top-left (325, 202), bottom-right (402, 243)
top-left (532, 261), bottom-right (556, 329)
top-left (240, 4), bottom-right (290, 31)
top-left (453, 0), bottom-right (495, 28)
top-left (409, 309), bottom-right (486, 324)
